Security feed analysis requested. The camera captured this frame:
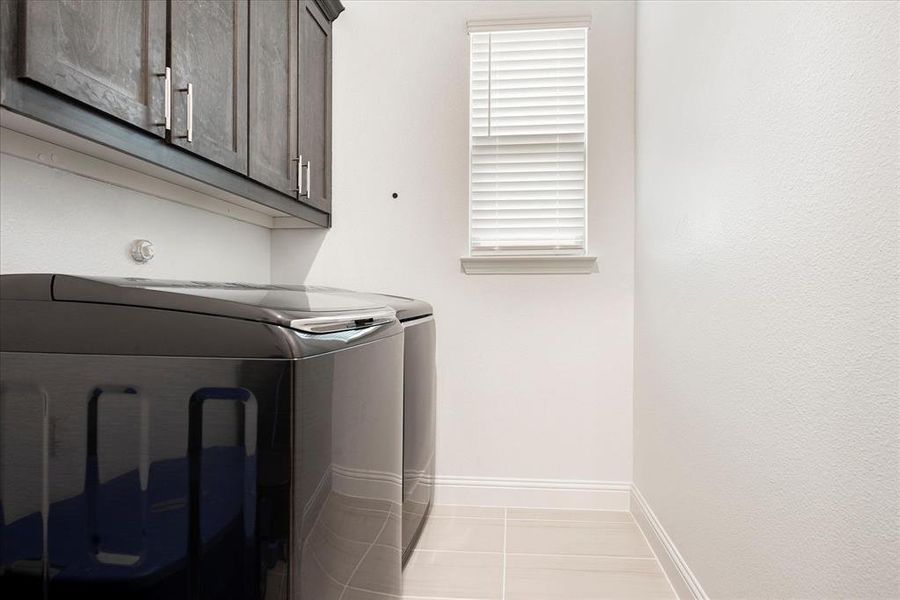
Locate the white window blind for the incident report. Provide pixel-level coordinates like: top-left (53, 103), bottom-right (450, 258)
top-left (469, 26), bottom-right (588, 255)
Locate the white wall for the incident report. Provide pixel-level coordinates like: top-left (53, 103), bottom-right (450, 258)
top-left (634, 1), bottom-right (899, 598)
top-left (0, 153), bottom-right (271, 282)
top-left (273, 0), bottom-right (636, 504)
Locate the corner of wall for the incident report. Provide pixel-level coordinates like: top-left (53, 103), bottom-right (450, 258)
top-left (630, 485), bottom-right (708, 600)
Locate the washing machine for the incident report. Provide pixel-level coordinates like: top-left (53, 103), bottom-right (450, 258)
top-left (289, 288), bottom-right (435, 564)
top-left (0, 274), bottom-right (405, 600)
top-left (377, 295), bottom-right (434, 565)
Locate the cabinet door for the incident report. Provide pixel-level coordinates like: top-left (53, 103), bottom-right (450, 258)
top-left (298, 0), bottom-right (332, 213)
top-left (170, 0), bottom-right (249, 174)
top-left (19, 0), bottom-right (167, 137)
top-left (249, 0), bottom-right (298, 196)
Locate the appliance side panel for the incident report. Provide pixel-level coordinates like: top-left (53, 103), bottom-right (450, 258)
top-left (293, 333), bottom-right (404, 599)
top-left (401, 317), bottom-right (436, 558)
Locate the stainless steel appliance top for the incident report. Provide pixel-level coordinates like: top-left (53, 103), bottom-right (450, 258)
top-left (1, 274), bottom-right (397, 334)
top-left (0, 274), bottom-right (403, 358)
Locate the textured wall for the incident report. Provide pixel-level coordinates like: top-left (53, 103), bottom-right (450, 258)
top-left (273, 0), bottom-right (636, 496)
top-left (634, 1), bottom-right (899, 598)
top-left (0, 154), bottom-right (271, 282)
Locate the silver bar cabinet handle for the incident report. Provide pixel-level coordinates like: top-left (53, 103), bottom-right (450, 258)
top-left (290, 155), bottom-right (303, 193)
top-left (156, 67), bottom-right (171, 130)
top-left (304, 160), bottom-right (311, 198)
top-left (178, 83), bottom-right (193, 142)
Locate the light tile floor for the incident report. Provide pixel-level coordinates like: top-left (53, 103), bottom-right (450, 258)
top-left (403, 505), bottom-right (677, 600)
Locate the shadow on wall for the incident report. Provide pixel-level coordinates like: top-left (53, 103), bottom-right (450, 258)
top-left (271, 228), bottom-right (329, 284)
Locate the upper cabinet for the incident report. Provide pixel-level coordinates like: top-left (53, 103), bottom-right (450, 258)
top-left (0, 0), bottom-right (344, 227)
top-left (170, 0), bottom-right (250, 173)
top-left (19, 0), bottom-right (168, 137)
top-left (249, 0), bottom-right (299, 196)
top-left (298, 0), bottom-right (333, 214)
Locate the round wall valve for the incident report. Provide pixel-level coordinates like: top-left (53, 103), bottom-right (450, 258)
top-left (130, 239), bottom-right (155, 263)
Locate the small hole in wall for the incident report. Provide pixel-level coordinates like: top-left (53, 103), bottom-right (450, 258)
top-left (392, 192), bottom-right (398, 199)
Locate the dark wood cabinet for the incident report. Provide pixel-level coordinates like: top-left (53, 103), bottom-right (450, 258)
top-left (249, 0), bottom-right (299, 195)
top-left (298, 0), bottom-right (333, 213)
top-left (19, 0), bottom-right (167, 137)
top-left (171, 0), bottom-right (249, 174)
top-left (1, 0), bottom-right (343, 227)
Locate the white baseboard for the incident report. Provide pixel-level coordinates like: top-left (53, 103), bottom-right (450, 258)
top-left (631, 485), bottom-right (708, 600)
top-left (433, 475), bottom-right (631, 511)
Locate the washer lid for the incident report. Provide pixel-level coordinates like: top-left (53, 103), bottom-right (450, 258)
top-left (3, 274), bottom-right (396, 334)
top-left (347, 293), bottom-right (432, 322)
top-left (283, 287), bottom-right (434, 322)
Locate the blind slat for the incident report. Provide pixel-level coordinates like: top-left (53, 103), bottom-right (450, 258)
top-left (474, 206), bottom-right (584, 214)
top-left (474, 202), bottom-right (585, 211)
top-left (474, 137), bottom-right (584, 147)
top-left (473, 118), bottom-right (585, 128)
top-left (474, 160), bottom-right (585, 169)
top-left (474, 166), bottom-right (586, 175)
top-left (472, 29), bottom-right (585, 43)
top-left (473, 219), bottom-right (585, 227)
top-left (472, 79), bottom-right (585, 90)
top-left (472, 181), bottom-right (585, 191)
top-left (473, 125), bottom-right (585, 136)
top-left (472, 193), bottom-right (584, 203)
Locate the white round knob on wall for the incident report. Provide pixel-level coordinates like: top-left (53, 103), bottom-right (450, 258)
top-left (130, 239), bottom-right (155, 263)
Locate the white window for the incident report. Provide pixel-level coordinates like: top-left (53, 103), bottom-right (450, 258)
top-left (468, 23), bottom-right (588, 258)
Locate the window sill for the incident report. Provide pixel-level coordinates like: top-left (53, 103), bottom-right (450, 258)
top-left (460, 255), bottom-right (598, 275)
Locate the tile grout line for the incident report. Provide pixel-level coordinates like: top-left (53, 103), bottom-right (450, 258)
top-left (425, 516), bottom-right (635, 525)
top-left (320, 516), bottom-right (400, 551)
top-left (413, 549), bottom-right (503, 556)
top-left (506, 551), bottom-right (657, 560)
top-left (309, 544), bottom-right (353, 590)
top-left (338, 507), bottom-right (395, 600)
top-left (501, 507), bottom-right (508, 600)
top-left (435, 503), bottom-right (632, 512)
top-left (408, 548), bottom-right (656, 559)
top-left (414, 549), bottom-right (502, 555)
top-left (506, 518), bottom-right (635, 525)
